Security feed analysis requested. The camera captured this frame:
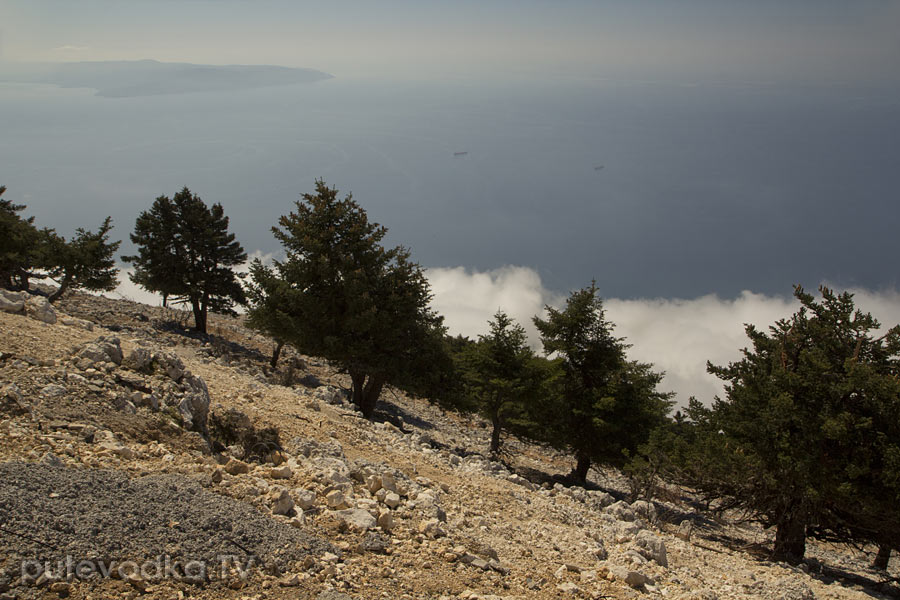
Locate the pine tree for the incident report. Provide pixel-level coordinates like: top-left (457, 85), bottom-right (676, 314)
top-left (248, 180), bottom-right (446, 418)
top-left (459, 311), bottom-right (544, 456)
top-left (0, 186), bottom-right (42, 290)
top-left (533, 282), bottom-right (673, 482)
top-left (691, 286), bottom-right (900, 563)
top-left (123, 187), bottom-right (246, 333)
top-left (43, 217), bottom-right (121, 302)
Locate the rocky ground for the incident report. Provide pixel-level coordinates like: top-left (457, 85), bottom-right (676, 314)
top-left (0, 288), bottom-right (898, 600)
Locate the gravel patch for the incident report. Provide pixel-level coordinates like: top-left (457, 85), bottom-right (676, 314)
top-left (0, 461), bottom-right (332, 581)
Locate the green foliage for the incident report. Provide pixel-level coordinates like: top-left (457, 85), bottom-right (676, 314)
top-left (457, 311), bottom-right (545, 456)
top-left (533, 282), bottom-right (673, 482)
top-left (682, 286), bottom-right (900, 563)
top-left (44, 216), bottom-right (121, 302)
top-left (123, 187), bottom-right (247, 333)
top-left (0, 186), bottom-right (120, 298)
top-left (0, 186), bottom-right (43, 290)
top-left (247, 180), bottom-right (448, 418)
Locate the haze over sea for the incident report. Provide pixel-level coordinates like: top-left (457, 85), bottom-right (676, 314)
top-left (2, 64), bottom-right (899, 406)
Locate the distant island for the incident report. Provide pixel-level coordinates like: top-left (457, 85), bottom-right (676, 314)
top-left (0, 59), bottom-right (333, 97)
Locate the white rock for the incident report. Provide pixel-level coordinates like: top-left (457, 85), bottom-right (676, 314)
top-left (294, 488), bottom-right (316, 510)
top-left (0, 289), bottom-right (26, 314)
top-left (556, 582), bottom-right (579, 594)
top-left (271, 489), bottom-right (295, 515)
top-left (25, 295), bottom-right (56, 324)
top-left (326, 489), bottom-right (351, 510)
top-left (377, 510), bottom-right (393, 531)
top-left (383, 492), bottom-right (402, 509)
top-left (633, 530), bottom-right (668, 567)
top-left (418, 518), bottom-right (446, 538)
top-left (336, 508), bottom-right (377, 531)
top-left (605, 500), bottom-right (636, 522)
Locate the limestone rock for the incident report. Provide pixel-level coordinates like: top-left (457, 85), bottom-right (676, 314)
top-left (336, 508), bottom-right (377, 531)
top-left (269, 465), bottom-right (293, 479)
top-left (631, 500), bottom-right (657, 523)
top-left (377, 510), bottom-right (393, 531)
top-left (178, 374), bottom-right (210, 434)
top-left (605, 500), bottom-right (636, 522)
top-left (383, 492), bottom-right (402, 509)
top-left (271, 489), bottom-right (295, 516)
top-left (225, 458), bottom-right (251, 475)
top-left (633, 530), bottom-right (668, 567)
top-left (325, 489), bottom-right (351, 510)
top-left (294, 488), bottom-right (316, 510)
top-left (74, 336), bottom-right (123, 366)
top-left (25, 295), bottom-right (57, 324)
top-left (418, 518), bottom-right (446, 538)
top-left (124, 347), bottom-right (154, 373)
top-left (0, 289), bottom-right (25, 314)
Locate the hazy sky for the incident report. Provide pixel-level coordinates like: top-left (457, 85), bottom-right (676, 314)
top-left (3, 1), bottom-right (900, 83)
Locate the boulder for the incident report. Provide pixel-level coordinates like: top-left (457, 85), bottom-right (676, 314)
top-left (124, 347), bottom-right (154, 373)
top-left (631, 500), bottom-right (657, 524)
top-left (605, 500), bottom-right (636, 522)
top-left (25, 295), bottom-right (57, 324)
top-left (178, 374), bottom-right (210, 435)
top-left (74, 336), bottom-right (123, 366)
top-left (0, 289), bottom-right (26, 314)
top-left (632, 530), bottom-right (668, 567)
top-left (157, 352), bottom-right (186, 381)
top-left (0, 384), bottom-right (29, 416)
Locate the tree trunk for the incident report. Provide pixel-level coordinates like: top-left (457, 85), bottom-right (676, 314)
top-left (349, 371), bottom-right (385, 419)
top-left (773, 512), bottom-right (807, 564)
top-left (360, 374), bottom-right (385, 420)
top-left (191, 298), bottom-right (207, 333)
top-left (162, 293), bottom-right (168, 308)
top-left (489, 411), bottom-right (502, 457)
top-left (873, 543), bottom-right (891, 571)
top-left (573, 451), bottom-right (591, 484)
top-left (48, 273), bottom-right (72, 303)
top-left (270, 340), bottom-right (285, 369)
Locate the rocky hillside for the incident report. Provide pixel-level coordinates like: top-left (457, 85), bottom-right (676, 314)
top-left (0, 288), bottom-right (897, 600)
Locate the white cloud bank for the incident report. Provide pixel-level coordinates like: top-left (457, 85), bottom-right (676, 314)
top-left (110, 260), bottom-right (900, 411)
top-left (428, 266), bottom-right (900, 410)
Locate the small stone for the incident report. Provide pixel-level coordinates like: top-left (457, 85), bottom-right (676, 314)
top-left (224, 458), bottom-right (251, 475)
top-left (295, 488), bottom-right (316, 510)
top-left (126, 573), bottom-right (148, 592)
top-left (269, 465), bottom-right (293, 479)
top-left (556, 582), bottom-right (579, 594)
top-left (49, 581), bottom-right (71, 596)
top-left (336, 508), bottom-right (377, 531)
top-left (377, 510), bottom-right (393, 531)
top-left (325, 489), bottom-right (350, 510)
top-left (279, 574), bottom-right (301, 587)
top-left (676, 520), bottom-right (693, 541)
top-left (271, 489), bottom-right (295, 516)
top-left (383, 492), bottom-right (402, 509)
top-left (40, 384), bottom-right (68, 398)
top-left (418, 518), bottom-right (446, 538)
